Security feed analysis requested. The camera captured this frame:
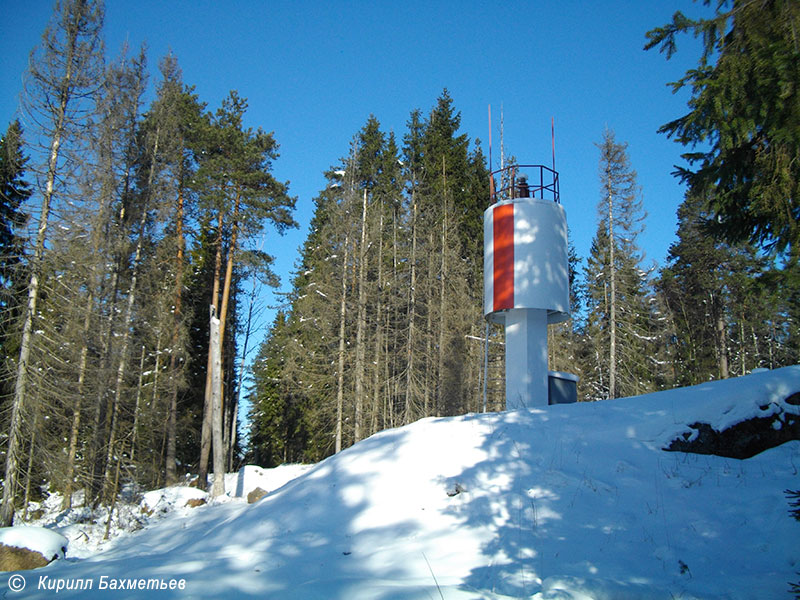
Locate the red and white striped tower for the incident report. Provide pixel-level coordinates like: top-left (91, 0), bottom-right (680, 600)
top-left (484, 165), bottom-right (569, 409)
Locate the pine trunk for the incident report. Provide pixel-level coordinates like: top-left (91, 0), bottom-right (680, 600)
top-left (165, 186), bottom-right (185, 485)
top-left (198, 211), bottom-right (224, 487)
top-left (217, 187), bottom-right (242, 466)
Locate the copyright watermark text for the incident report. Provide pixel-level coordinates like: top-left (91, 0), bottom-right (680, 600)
top-left (7, 574), bottom-right (187, 593)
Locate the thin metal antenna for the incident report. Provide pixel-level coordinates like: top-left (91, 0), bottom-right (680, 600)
top-left (488, 105), bottom-right (495, 198)
top-left (500, 103), bottom-right (505, 170)
top-left (488, 104), bottom-right (493, 171)
top-left (551, 116), bottom-right (556, 172)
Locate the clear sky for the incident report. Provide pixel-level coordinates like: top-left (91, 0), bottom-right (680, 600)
top-left (2, 0), bottom-right (709, 354)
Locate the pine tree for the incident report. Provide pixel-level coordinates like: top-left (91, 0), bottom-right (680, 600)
top-left (195, 91), bottom-right (296, 492)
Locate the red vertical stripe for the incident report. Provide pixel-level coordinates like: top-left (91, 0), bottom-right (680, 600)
top-left (493, 203), bottom-right (514, 311)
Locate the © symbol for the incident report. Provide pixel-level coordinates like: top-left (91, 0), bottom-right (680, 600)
top-left (8, 573), bottom-right (26, 592)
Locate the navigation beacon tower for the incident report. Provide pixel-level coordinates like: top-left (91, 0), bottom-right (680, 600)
top-left (483, 165), bottom-right (572, 409)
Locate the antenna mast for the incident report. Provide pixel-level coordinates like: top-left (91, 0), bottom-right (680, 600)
top-left (500, 103), bottom-right (505, 170)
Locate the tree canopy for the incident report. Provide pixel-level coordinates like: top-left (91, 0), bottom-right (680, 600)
top-left (645, 0), bottom-right (800, 255)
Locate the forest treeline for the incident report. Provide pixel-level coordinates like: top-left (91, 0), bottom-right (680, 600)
top-left (244, 107), bottom-right (799, 467)
top-left (246, 0), bottom-right (800, 464)
top-left (1, 0), bottom-right (798, 523)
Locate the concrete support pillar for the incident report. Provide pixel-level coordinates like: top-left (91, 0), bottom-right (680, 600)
top-left (504, 308), bottom-right (549, 409)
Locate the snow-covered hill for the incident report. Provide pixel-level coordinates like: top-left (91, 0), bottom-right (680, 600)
top-left (3, 366), bottom-right (800, 599)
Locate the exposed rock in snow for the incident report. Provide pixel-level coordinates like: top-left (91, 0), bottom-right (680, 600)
top-left (0, 545), bottom-right (52, 571)
top-left (665, 391), bottom-right (800, 458)
top-left (246, 487), bottom-right (268, 504)
top-left (141, 486), bottom-right (209, 516)
top-left (0, 526), bottom-right (67, 571)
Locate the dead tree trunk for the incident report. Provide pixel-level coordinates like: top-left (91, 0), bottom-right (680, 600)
top-left (198, 212), bottom-right (224, 488)
top-left (335, 231), bottom-right (350, 453)
top-left (353, 189), bottom-right (368, 442)
top-left (1, 67), bottom-right (68, 527)
top-left (404, 190), bottom-right (419, 425)
top-left (209, 306), bottom-right (225, 497)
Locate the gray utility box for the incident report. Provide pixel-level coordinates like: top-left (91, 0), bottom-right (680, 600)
top-left (548, 371), bottom-right (579, 405)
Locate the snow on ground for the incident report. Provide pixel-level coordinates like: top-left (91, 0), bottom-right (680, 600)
top-left (2, 366), bottom-right (799, 599)
top-left (15, 464), bottom-right (313, 560)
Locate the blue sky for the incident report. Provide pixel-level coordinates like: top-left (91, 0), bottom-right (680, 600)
top-left (2, 0), bottom-right (709, 353)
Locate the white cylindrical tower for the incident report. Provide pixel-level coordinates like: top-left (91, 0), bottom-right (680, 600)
top-left (483, 166), bottom-right (569, 409)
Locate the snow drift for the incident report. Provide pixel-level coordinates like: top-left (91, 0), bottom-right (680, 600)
top-left (3, 366), bottom-right (799, 599)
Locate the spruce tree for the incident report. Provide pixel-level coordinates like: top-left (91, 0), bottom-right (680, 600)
top-left (0, 121), bottom-right (31, 352)
top-left (646, 0), bottom-right (800, 253)
top-left (0, 121), bottom-right (30, 286)
top-left (2, 0), bottom-right (104, 525)
top-left (661, 189), bottom-right (799, 385)
top-left (583, 129), bottom-right (657, 400)
top-left (248, 93), bottom-right (490, 462)
top-left (660, 192), bottom-right (731, 384)
top-left (0, 121), bottom-right (31, 473)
